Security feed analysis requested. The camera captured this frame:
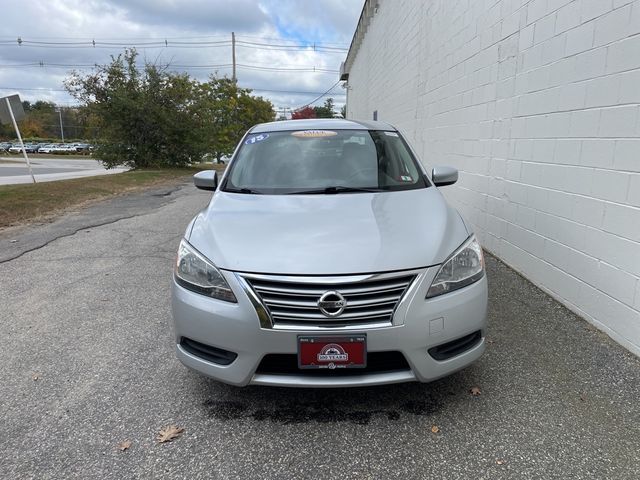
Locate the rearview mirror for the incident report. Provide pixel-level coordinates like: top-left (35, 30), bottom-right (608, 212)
top-left (432, 166), bottom-right (458, 187)
top-left (193, 170), bottom-right (218, 191)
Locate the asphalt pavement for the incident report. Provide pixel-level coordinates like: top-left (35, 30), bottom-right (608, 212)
top-left (0, 156), bottom-right (127, 184)
top-left (0, 181), bottom-right (638, 479)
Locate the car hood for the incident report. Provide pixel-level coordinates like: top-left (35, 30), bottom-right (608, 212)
top-left (188, 188), bottom-right (469, 275)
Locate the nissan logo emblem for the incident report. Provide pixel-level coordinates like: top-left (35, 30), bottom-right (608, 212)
top-left (317, 291), bottom-right (347, 317)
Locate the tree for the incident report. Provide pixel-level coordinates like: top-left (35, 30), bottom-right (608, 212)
top-left (65, 49), bottom-right (206, 168)
top-left (200, 77), bottom-right (274, 163)
top-left (313, 98), bottom-right (335, 118)
top-left (65, 49), bottom-right (275, 168)
top-left (340, 104), bottom-right (347, 119)
top-left (291, 106), bottom-right (316, 120)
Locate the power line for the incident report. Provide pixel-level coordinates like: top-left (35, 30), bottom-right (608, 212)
top-left (292, 80), bottom-right (342, 111)
top-left (238, 35), bottom-right (349, 48)
top-left (235, 40), bottom-right (347, 52)
top-left (0, 64), bottom-right (338, 75)
top-left (0, 86), bottom-right (345, 96)
top-left (0, 62), bottom-right (338, 73)
top-left (2, 37), bottom-right (348, 52)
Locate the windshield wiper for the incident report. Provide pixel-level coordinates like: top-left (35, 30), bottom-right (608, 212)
top-left (287, 186), bottom-right (383, 195)
top-left (224, 187), bottom-right (263, 194)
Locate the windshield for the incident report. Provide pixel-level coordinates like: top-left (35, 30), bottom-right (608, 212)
top-left (223, 129), bottom-right (428, 194)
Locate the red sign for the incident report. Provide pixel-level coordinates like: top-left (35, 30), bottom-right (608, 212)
top-left (298, 336), bottom-right (367, 369)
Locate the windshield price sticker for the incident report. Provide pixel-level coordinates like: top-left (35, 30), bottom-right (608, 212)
top-left (291, 130), bottom-right (338, 138)
top-left (245, 133), bottom-right (269, 145)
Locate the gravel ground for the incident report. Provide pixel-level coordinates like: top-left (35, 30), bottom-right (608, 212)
top-left (0, 182), bottom-right (638, 479)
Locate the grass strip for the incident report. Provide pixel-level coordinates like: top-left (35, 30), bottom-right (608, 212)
top-left (0, 164), bottom-right (224, 229)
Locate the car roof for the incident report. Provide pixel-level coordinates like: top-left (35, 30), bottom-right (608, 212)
top-left (250, 118), bottom-right (396, 133)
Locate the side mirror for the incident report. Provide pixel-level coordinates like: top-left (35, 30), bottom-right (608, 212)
top-left (432, 166), bottom-right (458, 187)
top-left (193, 170), bottom-right (218, 191)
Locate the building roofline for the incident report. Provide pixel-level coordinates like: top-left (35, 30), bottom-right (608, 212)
top-left (341, 0), bottom-right (380, 81)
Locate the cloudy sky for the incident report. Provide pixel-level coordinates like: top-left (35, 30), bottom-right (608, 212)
top-left (0, 0), bottom-right (363, 114)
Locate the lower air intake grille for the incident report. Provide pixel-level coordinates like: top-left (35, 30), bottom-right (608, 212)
top-left (242, 273), bottom-right (416, 328)
top-left (427, 331), bottom-right (482, 361)
top-left (180, 337), bottom-right (238, 365)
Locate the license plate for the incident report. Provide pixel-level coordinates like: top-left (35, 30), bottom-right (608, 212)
top-left (298, 335), bottom-right (367, 369)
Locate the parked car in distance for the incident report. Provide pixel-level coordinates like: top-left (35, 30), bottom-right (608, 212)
top-left (171, 119), bottom-right (488, 388)
top-left (8, 144), bottom-right (38, 153)
top-left (74, 143), bottom-right (91, 153)
top-left (0, 142), bottom-right (12, 151)
top-left (37, 144), bottom-right (56, 153)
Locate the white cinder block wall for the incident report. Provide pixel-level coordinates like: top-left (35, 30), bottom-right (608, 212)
top-left (345, 0), bottom-right (640, 355)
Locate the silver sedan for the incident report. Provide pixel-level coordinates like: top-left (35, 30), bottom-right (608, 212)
top-left (171, 118), bottom-right (487, 387)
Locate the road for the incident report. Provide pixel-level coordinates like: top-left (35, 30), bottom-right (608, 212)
top-left (0, 156), bottom-right (127, 184)
top-left (1, 182), bottom-right (639, 479)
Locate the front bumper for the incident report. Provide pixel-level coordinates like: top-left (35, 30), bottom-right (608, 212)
top-left (171, 266), bottom-right (488, 387)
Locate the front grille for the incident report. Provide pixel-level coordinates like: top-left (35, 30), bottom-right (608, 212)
top-left (256, 351), bottom-right (410, 376)
top-left (242, 273), bottom-right (416, 328)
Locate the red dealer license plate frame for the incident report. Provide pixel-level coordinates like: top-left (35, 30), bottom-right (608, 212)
top-left (297, 335), bottom-right (367, 370)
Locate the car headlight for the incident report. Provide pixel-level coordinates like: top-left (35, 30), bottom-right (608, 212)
top-left (174, 239), bottom-right (237, 302)
top-left (426, 235), bottom-right (485, 298)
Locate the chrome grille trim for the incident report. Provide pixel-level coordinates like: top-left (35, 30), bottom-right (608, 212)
top-left (236, 270), bottom-right (421, 330)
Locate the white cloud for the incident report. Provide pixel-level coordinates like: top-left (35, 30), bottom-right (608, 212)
top-left (0, 0), bottom-right (364, 111)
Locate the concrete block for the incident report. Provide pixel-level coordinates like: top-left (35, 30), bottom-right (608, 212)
top-left (583, 226), bottom-right (640, 275)
top-left (606, 34), bottom-right (640, 74)
top-left (572, 194), bottom-right (605, 228)
top-left (519, 23), bottom-right (535, 50)
top-left (627, 173), bottom-right (640, 206)
top-left (566, 21), bottom-right (595, 57)
top-left (554, 139), bottom-right (582, 165)
top-left (598, 105), bottom-right (639, 137)
top-left (596, 261), bottom-right (638, 306)
top-left (564, 166), bottom-right (595, 195)
top-left (590, 169), bottom-right (631, 202)
top-left (618, 70), bottom-right (640, 104)
top-left (557, 82), bottom-right (587, 111)
top-left (569, 109), bottom-right (602, 137)
top-left (584, 75), bottom-right (621, 108)
top-left (573, 47), bottom-right (608, 82)
top-left (614, 139), bottom-right (640, 172)
top-left (580, 0), bottom-right (614, 23)
top-left (534, 13), bottom-right (558, 45)
top-left (603, 202), bottom-right (640, 241)
top-left (556, 1), bottom-right (582, 33)
top-left (546, 188), bottom-right (574, 218)
top-left (594, 4), bottom-right (633, 47)
top-left (580, 138), bottom-right (616, 168)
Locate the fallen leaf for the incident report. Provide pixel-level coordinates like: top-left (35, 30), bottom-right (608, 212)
top-left (117, 440), bottom-right (132, 451)
top-left (487, 339), bottom-right (495, 345)
top-left (430, 425), bottom-right (440, 434)
top-left (157, 425), bottom-right (184, 444)
top-left (470, 386), bottom-right (482, 396)
top-left (32, 374), bottom-right (39, 381)
top-left (496, 459), bottom-right (506, 465)
top-left (579, 393), bottom-right (587, 402)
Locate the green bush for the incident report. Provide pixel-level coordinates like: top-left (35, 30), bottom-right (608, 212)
top-left (65, 49), bottom-right (274, 169)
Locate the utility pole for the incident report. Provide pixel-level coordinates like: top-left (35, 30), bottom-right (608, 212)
top-left (56, 108), bottom-right (64, 142)
top-left (231, 31), bottom-right (236, 82)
